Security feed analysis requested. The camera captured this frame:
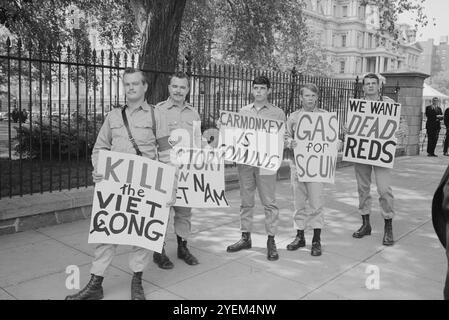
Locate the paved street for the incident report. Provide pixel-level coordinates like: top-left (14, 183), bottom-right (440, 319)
top-left (0, 148), bottom-right (448, 300)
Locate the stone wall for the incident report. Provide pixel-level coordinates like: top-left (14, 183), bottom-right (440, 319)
top-left (381, 72), bottom-right (429, 156)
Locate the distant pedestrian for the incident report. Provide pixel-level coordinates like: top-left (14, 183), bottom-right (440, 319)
top-left (19, 109), bottom-right (27, 123)
top-left (11, 107), bottom-right (19, 123)
top-left (432, 164), bottom-right (449, 300)
top-left (425, 97), bottom-right (443, 157)
top-left (443, 107), bottom-right (449, 156)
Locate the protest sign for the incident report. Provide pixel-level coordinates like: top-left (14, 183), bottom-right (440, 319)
top-left (171, 147), bottom-right (229, 208)
top-left (342, 98), bottom-right (401, 168)
top-left (293, 112), bottom-right (339, 183)
top-left (88, 150), bottom-right (176, 253)
top-left (217, 110), bottom-right (285, 171)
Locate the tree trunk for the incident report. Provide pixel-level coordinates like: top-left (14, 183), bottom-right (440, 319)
top-left (138, 0), bottom-right (187, 104)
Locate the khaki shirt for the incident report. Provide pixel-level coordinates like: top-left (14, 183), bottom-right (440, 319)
top-left (239, 103), bottom-right (286, 123)
top-left (155, 98), bottom-right (202, 164)
top-left (91, 102), bottom-right (166, 172)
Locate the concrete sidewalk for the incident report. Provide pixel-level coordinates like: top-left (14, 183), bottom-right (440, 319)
top-left (0, 149), bottom-right (448, 300)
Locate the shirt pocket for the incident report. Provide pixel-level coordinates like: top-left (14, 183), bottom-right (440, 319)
top-left (110, 118), bottom-right (125, 140)
top-left (133, 117), bottom-right (154, 142)
top-left (168, 120), bottom-right (179, 132)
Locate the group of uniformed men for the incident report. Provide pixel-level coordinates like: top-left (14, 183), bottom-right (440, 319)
top-left (65, 69), bottom-right (403, 300)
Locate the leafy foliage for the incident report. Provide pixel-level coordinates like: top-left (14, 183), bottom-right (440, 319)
top-left (13, 114), bottom-right (103, 159)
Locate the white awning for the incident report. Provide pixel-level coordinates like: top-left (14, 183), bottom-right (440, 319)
top-left (423, 83), bottom-right (449, 99)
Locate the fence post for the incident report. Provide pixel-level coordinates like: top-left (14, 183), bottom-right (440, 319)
top-left (288, 67), bottom-right (297, 114)
top-left (354, 75), bottom-right (359, 98)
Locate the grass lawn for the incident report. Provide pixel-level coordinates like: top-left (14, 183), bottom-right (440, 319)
top-left (0, 158), bottom-right (93, 199)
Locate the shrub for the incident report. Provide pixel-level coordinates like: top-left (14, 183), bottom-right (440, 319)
top-left (13, 114), bottom-right (104, 160)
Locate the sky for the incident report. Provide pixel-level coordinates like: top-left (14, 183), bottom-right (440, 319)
top-left (398, 0), bottom-right (449, 44)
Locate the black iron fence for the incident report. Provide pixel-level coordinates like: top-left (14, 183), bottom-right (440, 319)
top-left (0, 38), bottom-right (399, 198)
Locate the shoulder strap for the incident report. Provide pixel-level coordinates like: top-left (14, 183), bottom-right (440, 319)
top-left (121, 106), bottom-right (142, 156)
top-left (150, 104), bottom-right (156, 138)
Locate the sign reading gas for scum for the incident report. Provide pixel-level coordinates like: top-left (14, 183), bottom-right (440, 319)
top-left (171, 147), bottom-right (229, 208)
top-left (217, 111), bottom-right (285, 171)
top-left (343, 99), bottom-right (401, 168)
top-left (294, 112), bottom-right (339, 183)
top-left (88, 150), bottom-right (176, 253)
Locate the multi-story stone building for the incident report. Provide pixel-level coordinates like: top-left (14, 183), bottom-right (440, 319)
top-left (302, 0), bottom-right (422, 79)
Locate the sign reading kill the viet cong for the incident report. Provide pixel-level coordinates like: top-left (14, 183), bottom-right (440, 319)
top-left (88, 150), bottom-right (177, 253)
top-left (171, 147), bottom-right (229, 208)
top-left (343, 99), bottom-right (401, 168)
top-left (294, 112), bottom-right (339, 183)
top-left (217, 110), bottom-right (285, 171)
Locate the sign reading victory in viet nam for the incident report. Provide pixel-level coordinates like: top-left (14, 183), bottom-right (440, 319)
top-left (343, 99), bottom-right (401, 168)
top-left (217, 111), bottom-right (285, 171)
top-left (171, 147), bottom-right (229, 208)
top-left (294, 112), bottom-right (339, 183)
top-left (88, 150), bottom-right (177, 253)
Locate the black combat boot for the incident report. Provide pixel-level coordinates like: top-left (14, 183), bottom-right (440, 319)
top-left (65, 274), bottom-right (104, 300)
top-left (153, 246), bottom-right (174, 270)
top-left (382, 219), bottom-right (394, 246)
top-left (226, 232), bottom-right (252, 252)
top-left (267, 235), bottom-right (279, 261)
top-left (177, 235), bottom-right (199, 265)
top-left (131, 272), bottom-right (146, 300)
top-left (352, 214), bottom-right (372, 238)
top-left (311, 229), bottom-right (322, 256)
top-left (286, 229), bottom-right (306, 251)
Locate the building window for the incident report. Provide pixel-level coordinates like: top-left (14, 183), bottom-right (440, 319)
top-left (368, 33), bottom-right (373, 49)
top-left (357, 32), bottom-right (363, 48)
top-left (358, 5), bottom-right (365, 19)
top-left (340, 61), bottom-right (345, 73)
top-left (342, 35), bottom-right (347, 47)
top-left (342, 5), bottom-right (348, 17)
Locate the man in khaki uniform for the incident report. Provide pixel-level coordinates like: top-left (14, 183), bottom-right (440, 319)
top-left (226, 75), bottom-right (286, 261)
top-left (346, 73), bottom-right (406, 246)
top-left (153, 71), bottom-right (202, 269)
top-left (65, 68), bottom-right (173, 300)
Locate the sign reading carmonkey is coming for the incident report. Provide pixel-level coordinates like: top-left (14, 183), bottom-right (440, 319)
top-left (88, 150), bottom-right (176, 253)
top-left (217, 111), bottom-right (285, 171)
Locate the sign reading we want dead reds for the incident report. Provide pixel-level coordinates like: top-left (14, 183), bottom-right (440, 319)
top-left (343, 98), bottom-right (401, 168)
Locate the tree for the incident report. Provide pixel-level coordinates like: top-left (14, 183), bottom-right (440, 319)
top-left (361, 0), bottom-right (430, 45)
top-left (1, 0), bottom-right (430, 91)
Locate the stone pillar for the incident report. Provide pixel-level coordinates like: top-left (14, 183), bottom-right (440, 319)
top-left (381, 72), bottom-right (430, 156)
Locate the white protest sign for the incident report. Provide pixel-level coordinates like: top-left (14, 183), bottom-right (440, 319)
top-left (294, 112), bottom-right (339, 183)
top-left (88, 150), bottom-right (176, 253)
top-left (343, 98), bottom-right (401, 168)
top-left (217, 110), bottom-right (285, 171)
top-left (171, 147), bottom-right (229, 208)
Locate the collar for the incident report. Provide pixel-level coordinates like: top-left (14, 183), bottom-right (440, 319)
top-left (123, 101), bottom-right (152, 112)
top-left (251, 103), bottom-right (270, 111)
top-left (166, 98), bottom-right (192, 110)
top-left (299, 107), bottom-right (320, 113)
top-left (363, 95), bottom-right (382, 101)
